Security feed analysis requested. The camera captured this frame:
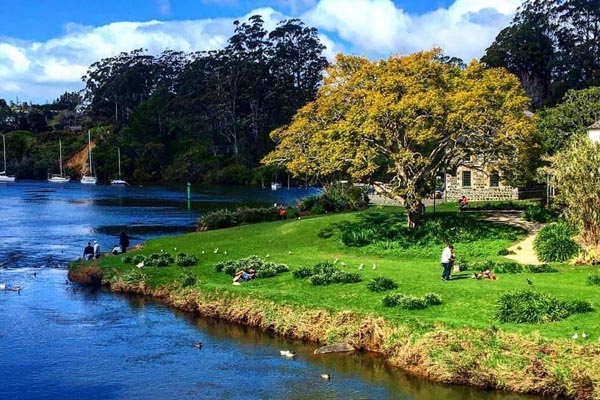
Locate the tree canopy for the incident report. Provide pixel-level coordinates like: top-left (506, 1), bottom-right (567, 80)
top-left (263, 50), bottom-right (535, 227)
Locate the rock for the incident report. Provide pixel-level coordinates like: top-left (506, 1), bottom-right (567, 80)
top-left (313, 343), bottom-right (355, 355)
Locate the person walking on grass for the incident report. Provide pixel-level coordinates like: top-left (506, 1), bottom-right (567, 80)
top-left (440, 242), bottom-right (454, 281)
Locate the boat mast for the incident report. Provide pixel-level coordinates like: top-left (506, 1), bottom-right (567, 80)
top-left (88, 130), bottom-right (93, 175)
top-left (2, 134), bottom-right (6, 172)
top-left (59, 139), bottom-right (63, 177)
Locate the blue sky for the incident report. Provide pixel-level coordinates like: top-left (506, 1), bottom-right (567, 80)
top-left (0, 0), bottom-right (520, 103)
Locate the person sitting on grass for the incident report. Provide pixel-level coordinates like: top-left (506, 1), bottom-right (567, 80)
top-left (458, 195), bottom-right (469, 210)
top-left (233, 268), bottom-right (256, 283)
top-left (472, 270), bottom-right (497, 280)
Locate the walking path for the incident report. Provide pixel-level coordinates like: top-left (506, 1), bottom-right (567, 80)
top-left (483, 212), bottom-right (544, 265)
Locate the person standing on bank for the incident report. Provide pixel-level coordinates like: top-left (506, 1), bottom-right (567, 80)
top-left (83, 242), bottom-right (94, 260)
top-left (119, 231), bottom-right (130, 253)
top-left (440, 242), bottom-right (454, 281)
top-left (93, 240), bottom-right (101, 259)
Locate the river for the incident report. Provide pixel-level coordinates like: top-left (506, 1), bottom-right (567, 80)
top-left (0, 181), bottom-right (540, 399)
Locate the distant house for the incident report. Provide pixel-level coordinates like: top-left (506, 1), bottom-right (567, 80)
top-left (587, 120), bottom-right (600, 143)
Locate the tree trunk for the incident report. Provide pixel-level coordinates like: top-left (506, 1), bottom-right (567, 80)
top-left (404, 194), bottom-right (423, 229)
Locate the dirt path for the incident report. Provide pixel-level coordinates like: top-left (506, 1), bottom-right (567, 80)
top-left (484, 212), bottom-right (544, 265)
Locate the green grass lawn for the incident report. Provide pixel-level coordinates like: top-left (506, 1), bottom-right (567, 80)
top-left (93, 204), bottom-right (599, 341)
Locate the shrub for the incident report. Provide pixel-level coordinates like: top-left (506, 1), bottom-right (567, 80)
top-left (423, 293), bottom-right (443, 306)
top-left (179, 270), bottom-right (197, 287)
top-left (587, 274), bottom-right (600, 286)
top-left (493, 262), bottom-right (523, 274)
top-left (176, 254), bottom-right (198, 267)
top-left (198, 209), bottom-right (234, 230)
top-left (214, 256), bottom-right (288, 279)
top-left (382, 293), bottom-right (440, 309)
top-left (497, 248), bottom-right (516, 256)
top-left (309, 274), bottom-right (330, 286)
top-left (132, 255), bottom-right (145, 264)
top-left (367, 277), bottom-right (398, 292)
top-left (293, 266), bottom-right (313, 279)
top-left (122, 256), bottom-right (133, 264)
top-left (336, 272), bottom-right (362, 284)
top-left (523, 204), bottom-right (556, 223)
top-left (495, 290), bottom-right (592, 324)
top-left (527, 264), bottom-right (559, 273)
top-left (534, 222), bottom-right (580, 262)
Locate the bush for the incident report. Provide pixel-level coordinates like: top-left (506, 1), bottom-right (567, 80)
top-left (527, 264), bottom-right (559, 273)
top-left (587, 274), bottom-right (600, 286)
top-left (367, 277), bottom-right (398, 292)
top-left (214, 256), bottom-right (288, 279)
top-left (495, 290), bottom-right (592, 324)
top-left (497, 248), bottom-right (516, 256)
top-left (534, 222), bottom-right (580, 262)
top-left (493, 262), bottom-right (523, 274)
top-left (523, 204), bottom-right (556, 223)
top-left (423, 293), bottom-right (443, 306)
top-left (176, 253), bottom-right (198, 267)
top-left (382, 292), bottom-right (441, 309)
top-left (293, 266), bottom-right (313, 279)
top-left (179, 270), bottom-right (197, 287)
top-left (198, 209), bottom-right (234, 230)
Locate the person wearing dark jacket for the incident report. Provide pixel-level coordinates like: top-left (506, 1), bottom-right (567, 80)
top-left (83, 242), bottom-right (94, 260)
top-left (119, 231), bottom-right (130, 253)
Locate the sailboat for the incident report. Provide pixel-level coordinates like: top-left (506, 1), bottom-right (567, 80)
top-left (48, 139), bottom-right (70, 183)
top-left (110, 147), bottom-right (128, 185)
top-left (80, 130), bottom-right (97, 185)
top-left (0, 134), bottom-right (15, 182)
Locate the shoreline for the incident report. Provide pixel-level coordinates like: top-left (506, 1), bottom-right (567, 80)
top-left (69, 264), bottom-right (599, 400)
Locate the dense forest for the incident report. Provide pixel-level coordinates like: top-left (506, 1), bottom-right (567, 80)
top-left (0, 16), bottom-right (328, 184)
top-left (2, 0), bottom-right (600, 185)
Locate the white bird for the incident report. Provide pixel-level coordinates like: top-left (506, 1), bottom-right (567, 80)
top-left (265, 254), bottom-right (270, 258)
top-left (174, 247), bottom-right (178, 251)
top-left (0, 283), bottom-right (5, 290)
top-left (160, 249), bottom-right (164, 253)
top-left (12, 286), bottom-right (21, 292)
top-left (572, 332), bottom-right (579, 340)
top-left (284, 352), bottom-right (296, 359)
top-left (582, 332), bottom-right (588, 339)
top-left (358, 263), bottom-right (364, 270)
top-left (214, 248), bottom-right (219, 254)
top-left (136, 261), bottom-right (144, 269)
top-left (333, 258), bottom-right (338, 264)
top-left (288, 250), bottom-right (292, 255)
top-left (224, 251), bottom-right (228, 255)
top-left (320, 374), bottom-right (332, 380)
top-left (201, 250), bottom-right (205, 254)
top-left (279, 350), bottom-right (291, 356)
top-left (372, 263), bottom-right (377, 270)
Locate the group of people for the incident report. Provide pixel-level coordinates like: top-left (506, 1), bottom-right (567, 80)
top-left (83, 231), bottom-right (130, 260)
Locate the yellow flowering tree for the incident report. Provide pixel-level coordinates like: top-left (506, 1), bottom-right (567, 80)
top-left (263, 49), bottom-right (535, 228)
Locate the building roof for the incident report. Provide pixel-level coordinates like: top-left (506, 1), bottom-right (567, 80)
top-left (588, 120), bottom-right (600, 129)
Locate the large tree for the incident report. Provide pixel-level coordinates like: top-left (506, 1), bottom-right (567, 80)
top-left (263, 50), bottom-right (535, 228)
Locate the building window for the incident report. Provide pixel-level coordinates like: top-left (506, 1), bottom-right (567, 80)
top-left (490, 172), bottom-right (500, 187)
top-left (462, 171), bottom-right (471, 187)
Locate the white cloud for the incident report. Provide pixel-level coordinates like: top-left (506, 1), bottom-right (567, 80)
top-left (0, 0), bottom-right (519, 103)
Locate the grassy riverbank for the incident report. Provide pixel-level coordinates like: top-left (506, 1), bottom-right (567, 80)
top-left (70, 205), bottom-right (600, 399)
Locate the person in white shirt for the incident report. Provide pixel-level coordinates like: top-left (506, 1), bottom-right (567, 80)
top-left (440, 243), bottom-right (454, 281)
top-left (93, 241), bottom-right (101, 259)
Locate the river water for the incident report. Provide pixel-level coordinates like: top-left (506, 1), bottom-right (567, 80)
top-left (0, 181), bottom-right (540, 400)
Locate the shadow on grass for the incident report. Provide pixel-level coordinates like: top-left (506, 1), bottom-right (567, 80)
top-left (332, 210), bottom-right (526, 249)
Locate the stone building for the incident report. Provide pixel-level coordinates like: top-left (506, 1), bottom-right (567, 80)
top-left (444, 165), bottom-right (518, 202)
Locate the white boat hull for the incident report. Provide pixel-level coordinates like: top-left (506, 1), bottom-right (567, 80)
top-left (81, 175), bottom-right (97, 184)
top-left (0, 173), bottom-right (15, 182)
top-left (271, 182), bottom-right (282, 191)
top-left (110, 179), bottom-right (128, 185)
top-left (48, 175), bottom-right (70, 183)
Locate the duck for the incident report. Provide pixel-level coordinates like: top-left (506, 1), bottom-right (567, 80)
top-left (333, 258), bottom-right (338, 264)
top-left (136, 261), bottom-right (144, 269)
top-left (582, 332), bottom-right (588, 339)
top-left (12, 285), bottom-right (21, 292)
top-left (283, 351), bottom-right (296, 358)
top-left (358, 263), bottom-right (364, 270)
top-left (194, 342), bottom-right (203, 349)
top-left (214, 248), bottom-right (219, 254)
top-left (279, 350), bottom-right (291, 356)
top-left (372, 263), bottom-right (377, 270)
top-left (0, 283), bottom-right (5, 290)
top-left (572, 332), bottom-right (579, 340)
top-left (320, 374), bottom-right (332, 380)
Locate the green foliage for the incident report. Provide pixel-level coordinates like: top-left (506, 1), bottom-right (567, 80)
top-left (295, 261), bottom-right (362, 286)
top-left (214, 255), bottom-right (288, 279)
top-left (495, 290), bottom-right (592, 324)
top-left (120, 268), bottom-right (147, 285)
top-left (523, 204), bottom-right (556, 223)
top-left (497, 248), bottom-right (516, 256)
top-left (586, 274), bottom-right (600, 286)
top-left (296, 183), bottom-right (368, 215)
top-left (366, 276), bottom-right (398, 292)
top-left (179, 270), bottom-right (198, 288)
top-left (469, 260), bottom-right (558, 274)
top-left (382, 293), bottom-right (441, 310)
top-left (198, 207), bottom-right (285, 231)
top-left (534, 222), bottom-right (580, 262)
top-left (122, 252), bottom-right (198, 268)
top-left (176, 253), bottom-right (198, 267)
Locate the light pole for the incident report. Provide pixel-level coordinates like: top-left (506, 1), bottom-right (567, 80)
top-left (433, 175), bottom-right (442, 215)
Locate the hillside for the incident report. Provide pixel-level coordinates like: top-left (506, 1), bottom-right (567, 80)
top-left (65, 141), bottom-right (96, 175)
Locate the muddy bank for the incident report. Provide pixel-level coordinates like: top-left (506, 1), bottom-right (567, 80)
top-left (69, 265), bottom-right (599, 400)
